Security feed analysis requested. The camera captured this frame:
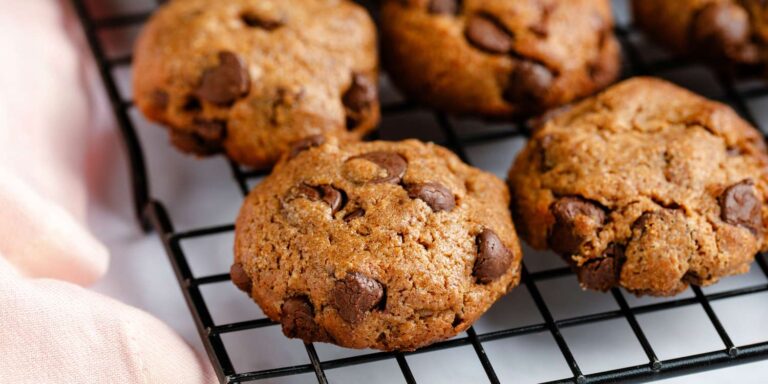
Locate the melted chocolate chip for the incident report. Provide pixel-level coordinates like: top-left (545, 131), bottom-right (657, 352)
top-left (721, 179), bottom-right (762, 234)
top-left (288, 135), bottom-right (325, 159)
top-left (578, 257), bottom-right (616, 291)
top-left (318, 185), bottom-right (344, 214)
top-left (350, 152), bottom-right (408, 184)
top-left (292, 184), bottom-right (345, 213)
top-left (577, 244), bottom-right (623, 291)
top-left (281, 297), bottom-right (328, 342)
top-left (682, 271), bottom-right (705, 285)
top-left (331, 272), bottom-right (384, 324)
top-left (344, 208), bottom-right (366, 222)
top-left (196, 51), bottom-right (250, 105)
top-left (465, 14), bottom-right (513, 54)
top-left (473, 229), bottom-right (513, 283)
top-left (343, 73), bottom-right (376, 130)
top-left (407, 182), bottom-right (455, 212)
top-left (504, 61), bottom-right (553, 104)
top-left (293, 184), bottom-right (322, 201)
top-left (343, 73), bottom-right (376, 112)
top-left (548, 197), bottom-right (606, 255)
top-left (241, 12), bottom-right (285, 30)
top-left (193, 118), bottom-right (227, 142)
top-left (429, 0), bottom-right (460, 15)
top-left (230, 263), bottom-right (252, 293)
top-left (170, 119), bottom-right (226, 155)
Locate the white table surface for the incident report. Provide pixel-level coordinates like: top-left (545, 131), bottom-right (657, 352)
top-left (82, 0), bottom-right (768, 382)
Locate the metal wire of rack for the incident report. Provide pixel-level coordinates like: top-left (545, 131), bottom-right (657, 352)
top-left (71, 0), bottom-right (768, 383)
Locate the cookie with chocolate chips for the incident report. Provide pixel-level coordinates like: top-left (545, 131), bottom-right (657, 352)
top-left (380, 0), bottom-right (620, 119)
top-left (233, 139), bottom-right (522, 350)
top-left (632, 0), bottom-right (767, 72)
top-left (509, 77), bottom-right (768, 296)
top-left (133, 0), bottom-right (379, 168)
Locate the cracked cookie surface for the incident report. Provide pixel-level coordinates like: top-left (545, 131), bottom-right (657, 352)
top-left (509, 77), bottom-right (768, 296)
top-left (380, 0), bottom-right (620, 119)
top-left (133, 0), bottom-right (379, 168)
top-left (233, 139), bottom-right (522, 350)
top-left (632, 0), bottom-right (768, 73)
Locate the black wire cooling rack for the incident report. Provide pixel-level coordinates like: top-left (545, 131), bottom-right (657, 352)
top-left (72, 0), bottom-right (768, 383)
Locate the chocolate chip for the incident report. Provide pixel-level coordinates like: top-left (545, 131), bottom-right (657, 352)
top-left (682, 270), bottom-right (705, 285)
top-left (465, 14), bottom-right (513, 54)
top-left (473, 229), bottom-right (513, 283)
top-left (291, 184), bottom-right (345, 213)
top-left (331, 272), bottom-right (384, 324)
top-left (192, 118), bottom-right (227, 142)
top-left (288, 135), bottom-right (325, 159)
top-left (169, 119), bottom-right (226, 155)
top-left (344, 208), bottom-right (365, 222)
top-left (578, 258), bottom-right (616, 291)
top-left (343, 73), bottom-right (376, 131)
top-left (318, 185), bottom-right (344, 214)
top-left (429, 0), bottom-right (459, 15)
top-left (350, 152), bottom-right (408, 184)
top-left (196, 51), bottom-right (250, 105)
top-left (577, 244), bottom-right (623, 291)
top-left (343, 73), bottom-right (376, 112)
top-left (170, 131), bottom-right (206, 155)
top-left (230, 263), bottom-right (252, 293)
top-left (720, 179), bottom-right (762, 234)
top-left (241, 12), bottom-right (285, 30)
top-left (548, 197), bottom-right (606, 255)
top-left (504, 61), bottom-right (553, 104)
top-left (281, 297), bottom-right (328, 342)
top-left (407, 182), bottom-right (455, 212)
top-left (294, 184), bottom-right (322, 201)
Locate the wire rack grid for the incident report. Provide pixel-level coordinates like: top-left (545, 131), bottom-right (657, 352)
top-left (71, 0), bottom-right (768, 383)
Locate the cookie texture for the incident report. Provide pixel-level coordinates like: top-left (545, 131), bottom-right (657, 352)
top-left (234, 139), bottom-right (522, 350)
top-left (380, 0), bottom-right (620, 119)
top-left (632, 0), bottom-right (767, 72)
top-left (133, 0), bottom-right (379, 168)
top-left (509, 77), bottom-right (768, 296)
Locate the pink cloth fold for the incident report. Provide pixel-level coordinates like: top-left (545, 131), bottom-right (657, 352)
top-left (0, 257), bottom-right (215, 384)
top-left (0, 1), bottom-right (216, 382)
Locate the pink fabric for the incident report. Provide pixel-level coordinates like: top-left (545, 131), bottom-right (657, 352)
top-left (0, 1), bottom-right (216, 382)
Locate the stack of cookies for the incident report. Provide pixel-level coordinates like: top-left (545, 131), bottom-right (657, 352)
top-left (134, 0), bottom-right (768, 351)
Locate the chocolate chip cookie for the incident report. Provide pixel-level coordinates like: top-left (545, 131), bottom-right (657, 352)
top-left (380, 0), bottom-right (621, 119)
top-left (509, 77), bottom-right (768, 296)
top-left (233, 138), bottom-right (522, 350)
top-left (133, 0), bottom-right (379, 168)
top-left (632, 0), bottom-right (767, 72)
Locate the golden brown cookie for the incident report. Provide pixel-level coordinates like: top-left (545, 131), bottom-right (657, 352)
top-left (509, 77), bottom-right (768, 296)
top-left (380, 0), bottom-right (621, 119)
top-left (632, 0), bottom-right (767, 71)
top-left (133, 0), bottom-right (380, 168)
top-left (233, 139), bottom-right (522, 350)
